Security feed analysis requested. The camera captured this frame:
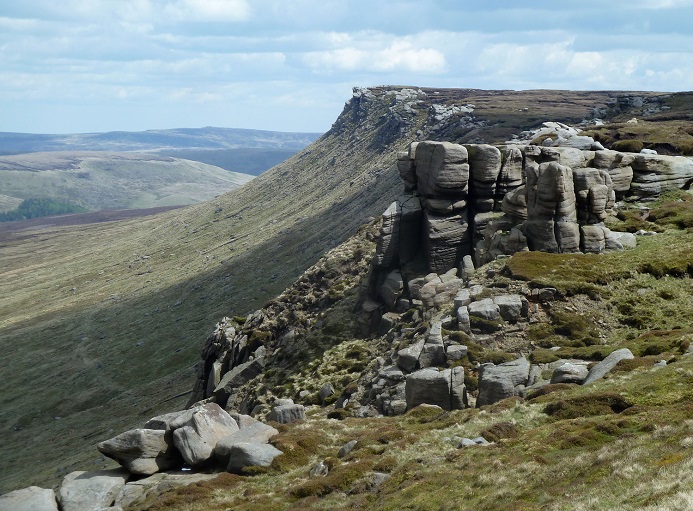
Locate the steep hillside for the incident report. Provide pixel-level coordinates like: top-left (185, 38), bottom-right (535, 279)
top-left (1, 86), bottom-right (692, 494)
top-left (0, 152), bottom-right (254, 212)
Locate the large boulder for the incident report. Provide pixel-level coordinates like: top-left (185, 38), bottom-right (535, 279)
top-left (215, 422), bottom-right (279, 466)
top-left (97, 429), bottom-right (182, 475)
top-left (550, 362), bottom-right (589, 384)
top-left (59, 469), bottom-right (129, 511)
top-left (415, 141), bottom-right (470, 197)
top-left (583, 348), bottom-right (634, 385)
top-left (477, 357), bottom-right (530, 407)
top-left (269, 403), bottom-right (306, 424)
top-left (172, 403), bottom-right (239, 466)
top-left (225, 443), bottom-right (284, 474)
top-left (405, 367), bottom-right (467, 411)
top-left (0, 486), bottom-right (58, 511)
top-left (492, 294), bottom-right (527, 322)
top-left (524, 162), bottom-right (580, 253)
top-left (592, 150), bottom-right (635, 196)
top-left (630, 153), bottom-right (693, 196)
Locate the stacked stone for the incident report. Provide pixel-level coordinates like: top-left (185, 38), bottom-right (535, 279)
top-left (524, 161), bottom-right (580, 253)
top-left (414, 141), bottom-right (472, 273)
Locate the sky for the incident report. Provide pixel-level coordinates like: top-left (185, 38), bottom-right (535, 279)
top-left (2, 0), bottom-right (693, 134)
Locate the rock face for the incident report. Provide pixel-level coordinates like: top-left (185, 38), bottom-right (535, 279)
top-left (59, 469), bottom-right (129, 511)
top-left (171, 403), bottom-right (240, 466)
top-left (0, 486), bottom-right (58, 511)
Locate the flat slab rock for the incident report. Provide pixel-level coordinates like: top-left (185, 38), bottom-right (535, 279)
top-left (0, 486), bottom-right (58, 511)
top-left (59, 469), bottom-right (130, 511)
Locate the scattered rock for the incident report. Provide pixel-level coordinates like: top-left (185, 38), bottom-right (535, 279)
top-left (338, 440), bottom-right (358, 458)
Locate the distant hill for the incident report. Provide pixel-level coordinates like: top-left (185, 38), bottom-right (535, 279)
top-left (0, 151), bottom-right (254, 212)
top-left (0, 127), bottom-right (322, 154)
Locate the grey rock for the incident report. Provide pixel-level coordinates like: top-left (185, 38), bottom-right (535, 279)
top-left (631, 153), bottom-right (693, 196)
top-left (405, 367), bottom-right (467, 411)
top-left (172, 403), bottom-right (239, 466)
top-left (415, 141), bottom-right (470, 197)
top-left (423, 210), bottom-right (471, 274)
top-left (493, 294), bottom-right (527, 322)
top-left (396, 338), bottom-right (425, 372)
top-left (583, 348), bottom-right (634, 385)
top-left (270, 404), bottom-right (305, 424)
top-left (319, 383), bottom-right (335, 404)
top-left (454, 289), bottom-right (472, 309)
top-left (457, 305), bottom-right (472, 334)
top-left (380, 270), bottom-right (404, 309)
top-left (468, 298), bottom-right (500, 321)
top-left (386, 399), bottom-right (408, 416)
top-left (477, 357), bottom-right (530, 407)
top-left (606, 230), bottom-right (637, 250)
top-left (113, 472), bottom-right (218, 509)
top-left (309, 461), bottom-right (329, 477)
top-left (0, 486), bottom-right (58, 511)
top-left (338, 440), bottom-right (358, 458)
top-left (550, 363), bottom-right (589, 384)
top-left (580, 224), bottom-right (608, 253)
top-left (226, 443), bottom-right (283, 473)
top-left (145, 409), bottom-right (195, 431)
top-left (446, 344), bottom-right (468, 361)
top-left (456, 437), bottom-right (477, 448)
top-left (215, 422), bottom-right (279, 465)
top-left (213, 358), bottom-right (266, 405)
top-left (97, 429), bottom-right (182, 475)
top-left (59, 469), bottom-right (129, 511)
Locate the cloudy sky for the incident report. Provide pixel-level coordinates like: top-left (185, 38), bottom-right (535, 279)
top-left (2, 0), bottom-right (693, 134)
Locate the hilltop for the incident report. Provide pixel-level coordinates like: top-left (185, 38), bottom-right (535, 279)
top-left (1, 86), bottom-right (692, 499)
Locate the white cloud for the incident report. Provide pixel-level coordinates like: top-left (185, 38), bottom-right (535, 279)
top-left (163, 0), bottom-right (251, 22)
top-left (303, 40), bottom-right (446, 74)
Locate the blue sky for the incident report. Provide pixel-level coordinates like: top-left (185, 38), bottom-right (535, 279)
top-left (2, 0), bottom-right (693, 134)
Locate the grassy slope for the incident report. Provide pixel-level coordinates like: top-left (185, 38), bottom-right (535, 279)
top-left (1, 87), bottom-right (692, 494)
top-left (125, 193), bottom-right (693, 511)
top-left (0, 152), bottom-right (253, 211)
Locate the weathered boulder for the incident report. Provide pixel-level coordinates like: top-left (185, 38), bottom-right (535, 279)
top-left (172, 403), bottom-right (239, 466)
top-left (501, 186), bottom-right (528, 222)
top-left (524, 162), bottom-right (580, 253)
top-left (415, 141), bottom-right (470, 197)
top-left (630, 153), bottom-right (693, 196)
top-left (215, 422), bottom-right (279, 465)
top-left (580, 224), bottom-right (608, 253)
top-left (496, 146), bottom-right (525, 202)
top-left (466, 144), bottom-right (502, 212)
top-left (456, 306), bottom-right (471, 334)
top-left (396, 338), bottom-right (425, 372)
top-left (59, 469), bottom-right (129, 511)
top-left (550, 362), bottom-right (589, 384)
top-left (405, 367), bottom-right (467, 410)
top-left (269, 403), bottom-right (305, 424)
top-left (97, 429), bottom-right (182, 475)
top-left (380, 270), bottom-right (404, 309)
top-left (606, 230), bottom-right (637, 250)
top-left (212, 357), bottom-right (265, 406)
top-left (419, 322), bottom-right (446, 368)
top-left (145, 409), bottom-right (195, 431)
top-left (583, 348), bottom-right (634, 385)
top-left (468, 298), bottom-right (500, 322)
top-left (592, 150), bottom-right (635, 196)
top-left (477, 357), bottom-right (530, 407)
top-left (493, 294), bottom-right (527, 322)
top-left (225, 443), bottom-right (283, 473)
top-left (423, 210), bottom-right (470, 273)
top-left (0, 486), bottom-right (58, 511)
top-left (419, 276), bottom-right (465, 309)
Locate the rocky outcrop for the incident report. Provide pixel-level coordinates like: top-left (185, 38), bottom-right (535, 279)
top-left (97, 429), bottom-right (182, 475)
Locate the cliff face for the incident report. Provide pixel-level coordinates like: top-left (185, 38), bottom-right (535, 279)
top-left (1, 86), bottom-right (691, 494)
